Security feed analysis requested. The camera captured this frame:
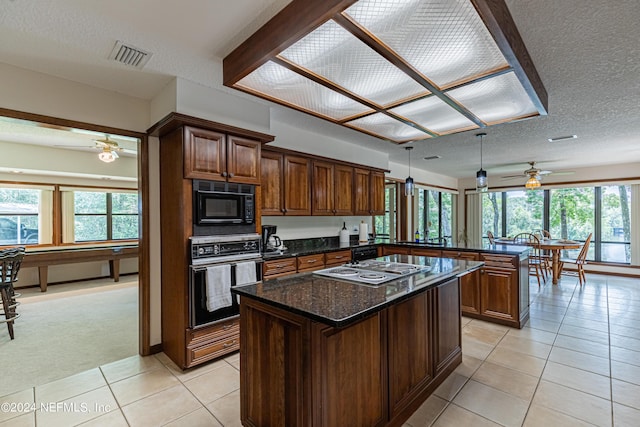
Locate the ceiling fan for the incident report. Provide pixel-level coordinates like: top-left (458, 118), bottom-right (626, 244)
top-left (55, 135), bottom-right (136, 162)
top-left (501, 162), bottom-right (574, 188)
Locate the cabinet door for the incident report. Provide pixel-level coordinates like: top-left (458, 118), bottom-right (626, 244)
top-left (434, 278), bottom-right (461, 374)
top-left (260, 151), bottom-right (284, 215)
top-left (284, 155), bottom-right (311, 215)
top-left (227, 135), bottom-right (261, 184)
top-left (480, 267), bottom-right (518, 323)
top-left (387, 291), bottom-right (433, 417)
top-left (333, 164), bottom-right (354, 215)
top-left (459, 269), bottom-right (481, 315)
top-left (354, 168), bottom-right (371, 215)
top-left (370, 171), bottom-right (385, 215)
top-left (183, 127), bottom-right (226, 180)
top-left (312, 160), bottom-right (334, 215)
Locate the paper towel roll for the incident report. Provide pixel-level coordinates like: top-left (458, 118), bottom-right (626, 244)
top-left (340, 228), bottom-right (350, 244)
top-left (359, 222), bottom-right (368, 242)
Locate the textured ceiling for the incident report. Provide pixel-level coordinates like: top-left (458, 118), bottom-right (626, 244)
top-left (0, 0), bottom-right (638, 180)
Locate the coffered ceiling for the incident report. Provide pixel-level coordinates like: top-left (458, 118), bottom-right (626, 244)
top-left (0, 0), bottom-right (638, 180)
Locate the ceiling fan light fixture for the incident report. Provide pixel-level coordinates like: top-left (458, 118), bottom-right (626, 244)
top-left (525, 175), bottom-right (541, 189)
top-left (404, 146), bottom-right (415, 197)
top-left (98, 148), bottom-right (117, 163)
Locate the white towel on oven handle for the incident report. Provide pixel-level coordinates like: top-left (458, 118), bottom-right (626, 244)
top-left (206, 264), bottom-right (232, 312)
top-left (235, 261), bottom-right (257, 286)
top-left (234, 261), bottom-right (257, 304)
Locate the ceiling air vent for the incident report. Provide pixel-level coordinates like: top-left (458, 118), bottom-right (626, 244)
top-left (547, 135), bottom-right (577, 142)
top-left (108, 40), bottom-right (152, 69)
top-left (424, 155), bottom-right (441, 160)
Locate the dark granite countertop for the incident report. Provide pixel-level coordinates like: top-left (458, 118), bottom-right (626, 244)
top-left (234, 254), bottom-right (483, 328)
top-left (261, 235), bottom-right (529, 260)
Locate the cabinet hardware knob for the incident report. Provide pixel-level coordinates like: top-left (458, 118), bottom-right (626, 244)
top-left (229, 173), bottom-right (235, 178)
top-left (223, 340), bottom-right (237, 348)
top-left (221, 171), bottom-right (228, 177)
top-left (335, 256), bottom-right (343, 259)
top-left (307, 259), bottom-right (317, 263)
top-left (222, 324), bottom-right (233, 330)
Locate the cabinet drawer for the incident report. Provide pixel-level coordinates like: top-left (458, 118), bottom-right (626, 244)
top-left (187, 335), bottom-right (239, 367)
top-left (263, 257), bottom-right (297, 277)
top-left (325, 250), bottom-right (352, 266)
top-left (383, 245), bottom-right (411, 255)
top-left (297, 253), bottom-right (325, 271)
top-left (481, 253), bottom-right (517, 269)
top-left (442, 250), bottom-right (480, 261)
top-left (187, 318), bottom-right (239, 345)
top-left (412, 248), bottom-right (442, 257)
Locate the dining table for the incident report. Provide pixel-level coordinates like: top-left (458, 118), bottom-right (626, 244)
top-left (494, 238), bottom-right (582, 284)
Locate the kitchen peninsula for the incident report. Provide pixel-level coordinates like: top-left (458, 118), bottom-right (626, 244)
top-left (233, 254), bottom-right (482, 427)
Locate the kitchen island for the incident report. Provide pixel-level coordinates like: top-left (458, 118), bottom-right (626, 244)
top-left (233, 255), bottom-right (483, 427)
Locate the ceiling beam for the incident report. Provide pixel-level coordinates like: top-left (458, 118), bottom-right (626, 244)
top-left (471, 0), bottom-right (549, 114)
top-left (223, 0), bottom-right (358, 85)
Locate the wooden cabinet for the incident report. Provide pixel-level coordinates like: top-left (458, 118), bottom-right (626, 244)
top-left (383, 245), bottom-right (411, 256)
top-left (442, 251), bottom-right (481, 316)
top-left (387, 290), bottom-right (432, 417)
top-left (325, 249), bottom-right (352, 266)
top-left (183, 126), bottom-right (261, 184)
top-left (412, 248), bottom-right (442, 257)
top-left (150, 112), bottom-right (274, 370)
top-left (478, 253), bottom-right (529, 328)
top-left (297, 253), bottom-right (325, 272)
top-left (240, 278), bottom-right (462, 427)
top-left (355, 168), bottom-right (385, 216)
top-left (186, 318), bottom-right (240, 367)
top-left (261, 151), bottom-right (311, 215)
top-left (312, 161), bottom-right (354, 215)
top-left (263, 257), bottom-right (297, 278)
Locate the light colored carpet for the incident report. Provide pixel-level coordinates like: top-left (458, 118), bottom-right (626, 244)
top-left (0, 277), bottom-right (138, 397)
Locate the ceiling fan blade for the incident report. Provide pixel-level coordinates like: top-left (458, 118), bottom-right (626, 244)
top-left (120, 148), bottom-right (137, 155)
top-left (111, 150), bottom-right (120, 159)
top-left (537, 170), bottom-right (553, 175)
top-left (547, 171), bottom-right (575, 176)
top-left (500, 174), bottom-right (526, 179)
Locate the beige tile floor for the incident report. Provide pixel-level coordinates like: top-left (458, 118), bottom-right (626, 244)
top-left (1, 273), bottom-right (640, 426)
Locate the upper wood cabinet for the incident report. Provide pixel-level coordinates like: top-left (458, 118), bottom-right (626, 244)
top-left (312, 161), bottom-right (354, 215)
top-left (183, 126), bottom-right (261, 184)
top-left (260, 151), bottom-right (311, 215)
top-left (355, 168), bottom-right (385, 216)
top-left (262, 147), bottom-right (385, 217)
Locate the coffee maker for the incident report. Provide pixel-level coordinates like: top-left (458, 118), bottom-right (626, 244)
top-left (261, 225), bottom-right (282, 252)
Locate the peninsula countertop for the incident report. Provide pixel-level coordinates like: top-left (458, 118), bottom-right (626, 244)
top-left (233, 254), bottom-right (483, 328)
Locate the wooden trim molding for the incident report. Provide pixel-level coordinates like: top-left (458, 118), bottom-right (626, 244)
top-left (263, 145), bottom-right (389, 174)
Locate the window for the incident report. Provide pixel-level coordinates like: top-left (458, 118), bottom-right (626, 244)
top-left (417, 189), bottom-right (453, 243)
top-left (73, 191), bottom-right (138, 242)
top-left (375, 182), bottom-right (397, 239)
top-left (483, 184), bottom-right (632, 264)
top-left (0, 187), bottom-right (40, 245)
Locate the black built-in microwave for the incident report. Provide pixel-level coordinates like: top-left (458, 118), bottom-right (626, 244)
top-left (192, 180), bottom-right (255, 235)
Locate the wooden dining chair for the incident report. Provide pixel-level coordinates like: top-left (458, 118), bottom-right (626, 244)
top-left (534, 229), bottom-right (552, 277)
top-left (487, 230), bottom-right (495, 244)
top-left (513, 233), bottom-right (545, 286)
top-left (0, 247), bottom-right (25, 340)
top-left (559, 233), bottom-right (593, 286)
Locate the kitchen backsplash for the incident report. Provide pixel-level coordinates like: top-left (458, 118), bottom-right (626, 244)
top-left (261, 216), bottom-right (373, 241)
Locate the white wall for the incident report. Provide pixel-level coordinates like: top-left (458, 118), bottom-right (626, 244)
top-left (262, 216), bottom-right (373, 242)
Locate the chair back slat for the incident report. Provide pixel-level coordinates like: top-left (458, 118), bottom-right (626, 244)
top-left (487, 231), bottom-right (495, 244)
top-left (577, 233), bottom-right (593, 264)
top-left (0, 247), bottom-right (25, 284)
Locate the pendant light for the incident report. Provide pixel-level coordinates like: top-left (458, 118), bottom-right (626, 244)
top-left (404, 146), bottom-right (414, 197)
top-left (476, 133), bottom-right (488, 192)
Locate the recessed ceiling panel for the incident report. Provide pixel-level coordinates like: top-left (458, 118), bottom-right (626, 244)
top-left (279, 20), bottom-right (430, 106)
top-left (344, 0), bottom-right (509, 88)
top-left (390, 95), bottom-right (477, 133)
top-left (345, 113), bottom-right (431, 141)
top-left (447, 72), bottom-right (539, 124)
top-left (236, 61), bottom-right (373, 120)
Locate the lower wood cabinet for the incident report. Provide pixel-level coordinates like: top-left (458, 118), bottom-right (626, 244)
top-left (262, 257), bottom-right (297, 278)
top-left (297, 253), bottom-right (325, 272)
top-left (239, 277), bottom-right (462, 427)
top-left (325, 249), bottom-right (352, 266)
top-left (382, 245), bottom-right (411, 256)
top-left (411, 248), bottom-right (442, 257)
top-left (442, 250), bottom-right (481, 316)
top-left (185, 317), bottom-right (240, 368)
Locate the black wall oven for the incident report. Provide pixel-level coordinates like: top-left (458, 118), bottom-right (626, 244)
top-left (189, 233), bottom-right (262, 328)
top-left (193, 180), bottom-right (255, 236)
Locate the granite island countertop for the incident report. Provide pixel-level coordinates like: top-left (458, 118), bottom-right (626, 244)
top-left (233, 254), bottom-right (483, 328)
